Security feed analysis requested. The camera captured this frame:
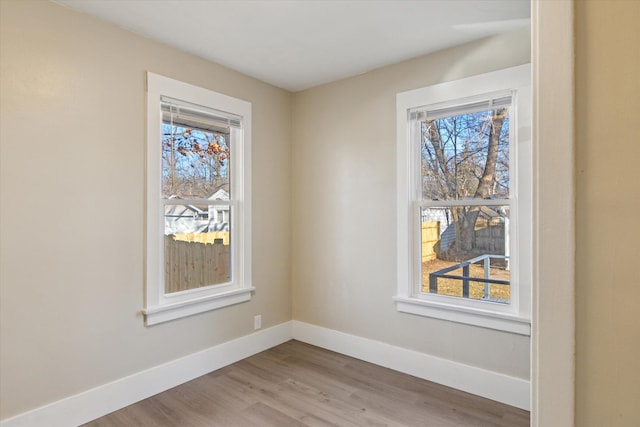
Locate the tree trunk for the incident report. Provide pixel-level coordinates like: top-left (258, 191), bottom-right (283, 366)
top-left (475, 108), bottom-right (507, 199)
top-left (452, 109), bottom-right (507, 255)
top-left (452, 206), bottom-right (481, 254)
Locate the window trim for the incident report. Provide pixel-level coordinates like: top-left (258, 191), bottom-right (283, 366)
top-left (144, 72), bottom-right (253, 326)
top-left (395, 64), bottom-right (531, 335)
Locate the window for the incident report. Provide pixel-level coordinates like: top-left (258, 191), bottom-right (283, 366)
top-left (395, 65), bottom-right (531, 335)
top-left (144, 73), bottom-right (252, 325)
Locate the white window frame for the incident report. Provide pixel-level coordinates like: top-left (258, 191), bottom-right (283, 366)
top-left (144, 72), bottom-right (253, 326)
top-left (395, 64), bottom-right (531, 335)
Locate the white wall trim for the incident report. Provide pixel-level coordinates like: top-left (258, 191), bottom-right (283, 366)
top-left (530, 0), bottom-right (575, 425)
top-left (291, 321), bottom-right (530, 411)
top-left (144, 72), bottom-right (253, 325)
top-left (0, 322), bottom-right (293, 427)
top-left (2, 320), bottom-right (531, 426)
top-left (395, 64), bottom-right (533, 332)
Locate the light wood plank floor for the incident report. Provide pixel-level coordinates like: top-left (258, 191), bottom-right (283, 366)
top-left (83, 340), bottom-right (529, 427)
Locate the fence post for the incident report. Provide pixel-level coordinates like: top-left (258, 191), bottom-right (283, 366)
top-left (484, 256), bottom-right (491, 299)
top-left (429, 274), bottom-right (437, 294)
top-left (462, 263), bottom-right (470, 298)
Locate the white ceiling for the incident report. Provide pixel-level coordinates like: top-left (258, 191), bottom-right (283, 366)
top-left (54, 0), bottom-right (530, 92)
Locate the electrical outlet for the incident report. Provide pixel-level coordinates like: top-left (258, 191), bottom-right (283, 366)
top-left (254, 315), bottom-right (262, 330)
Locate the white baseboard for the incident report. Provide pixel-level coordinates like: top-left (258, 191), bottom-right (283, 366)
top-left (2, 320), bottom-right (529, 426)
top-left (0, 322), bottom-right (293, 427)
top-left (291, 320), bottom-right (530, 411)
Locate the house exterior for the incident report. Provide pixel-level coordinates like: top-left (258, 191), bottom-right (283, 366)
top-left (207, 187), bottom-right (230, 231)
top-left (164, 188), bottom-right (230, 235)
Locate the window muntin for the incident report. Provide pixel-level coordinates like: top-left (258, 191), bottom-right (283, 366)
top-left (415, 97), bottom-right (513, 305)
top-left (161, 97), bottom-right (234, 200)
top-left (161, 98), bottom-right (237, 294)
top-left (163, 203), bottom-right (231, 293)
top-left (144, 73), bottom-right (252, 325)
top-left (418, 100), bottom-right (511, 201)
top-left (395, 65), bottom-right (531, 334)
top-left (420, 205), bottom-right (510, 303)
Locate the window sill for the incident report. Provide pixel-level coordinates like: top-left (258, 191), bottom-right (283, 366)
top-left (144, 287), bottom-right (255, 326)
top-left (393, 296), bottom-right (530, 335)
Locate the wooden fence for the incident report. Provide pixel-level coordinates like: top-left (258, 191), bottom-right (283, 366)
top-left (475, 225), bottom-right (505, 253)
top-left (421, 221), bottom-right (440, 262)
top-left (172, 231), bottom-right (230, 245)
top-left (422, 221), bottom-right (505, 262)
top-left (164, 236), bottom-right (230, 293)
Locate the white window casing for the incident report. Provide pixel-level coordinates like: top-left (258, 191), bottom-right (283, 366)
top-left (144, 72), bottom-right (253, 326)
top-left (395, 64), bottom-right (531, 335)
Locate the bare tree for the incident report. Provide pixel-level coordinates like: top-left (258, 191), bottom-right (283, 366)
top-left (422, 108), bottom-right (509, 257)
top-left (162, 125), bottom-right (230, 199)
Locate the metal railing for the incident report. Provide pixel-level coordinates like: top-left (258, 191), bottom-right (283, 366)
top-left (428, 254), bottom-right (510, 301)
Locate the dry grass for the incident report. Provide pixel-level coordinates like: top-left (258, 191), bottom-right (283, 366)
top-left (421, 258), bottom-right (511, 301)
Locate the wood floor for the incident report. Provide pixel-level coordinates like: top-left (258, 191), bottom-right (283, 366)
top-left (83, 340), bottom-right (529, 427)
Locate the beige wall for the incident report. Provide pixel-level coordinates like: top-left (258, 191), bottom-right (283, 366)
top-left (575, 1), bottom-right (640, 425)
top-left (291, 28), bottom-right (531, 378)
top-left (0, 0), bottom-right (291, 419)
top-left (12, 0), bottom-right (639, 423)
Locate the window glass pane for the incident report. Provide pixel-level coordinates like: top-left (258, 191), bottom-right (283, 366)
top-left (420, 107), bottom-right (510, 201)
top-left (421, 206), bottom-right (510, 303)
top-left (162, 121), bottom-right (230, 200)
top-left (164, 204), bottom-right (231, 294)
